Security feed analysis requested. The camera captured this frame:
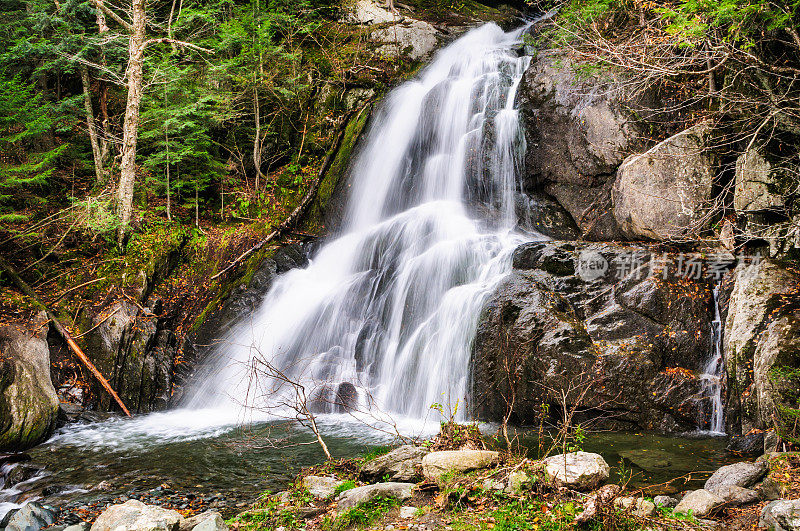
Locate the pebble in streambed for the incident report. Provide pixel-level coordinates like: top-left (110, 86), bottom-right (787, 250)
top-left (50, 485), bottom-right (245, 527)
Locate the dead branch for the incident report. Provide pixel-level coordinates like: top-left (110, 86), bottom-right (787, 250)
top-left (0, 255), bottom-right (131, 416)
top-left (211, 102), bottom-right (369, 281)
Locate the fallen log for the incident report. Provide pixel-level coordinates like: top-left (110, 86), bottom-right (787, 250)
top-left (0, 255), bottom-right (132, 417)
top-left (211, 103), bottom-right (369, 282)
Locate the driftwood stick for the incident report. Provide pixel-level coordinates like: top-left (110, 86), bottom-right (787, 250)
top-left (211, 104), bottom-right (366, 282)
top-left (0, 256), bottom-right (131, 416)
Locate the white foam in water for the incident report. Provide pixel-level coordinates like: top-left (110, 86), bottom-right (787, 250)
top-left (51, 22), bottom-right (540, 449)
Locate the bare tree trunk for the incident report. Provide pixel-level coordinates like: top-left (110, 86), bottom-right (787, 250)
top-left (80, 66), bottom-right (107, 184)
top-left (195, 184), bottom-right (199, 228)
top-left (165, 128), bottom-right (171, 221)
top-left (167, 0), bottom-right (178, 53)
top-left (252, 83), bottom-right (263, 191)
top-left (95, 1), bottom-right (112, 175)
top-left (116, 0), bottom-right (147, 245)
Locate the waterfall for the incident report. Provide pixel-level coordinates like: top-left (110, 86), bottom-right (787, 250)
top-left (698, 283), bottom-right (725, 434)
top-left (186, 23), bottom-right (539, 422)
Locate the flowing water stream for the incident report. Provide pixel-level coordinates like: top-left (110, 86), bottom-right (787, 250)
top-left (698, 283), bottom-right (725, 434)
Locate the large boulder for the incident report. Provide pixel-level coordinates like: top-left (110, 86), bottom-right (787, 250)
top-left (542, 452), bottom-right (610, 491)
top-left (91, 500), bottom-right (183, 531)
top-left (342, 0), bottom-right (399, 25)
top-left (674, 489), bottom-right (724, 517)
top-left (518, 52), bottom-right (642, 240)
top-left (421, 450), bottom-right (500, 482)
top-left (372, 20), bottom-right (440, 60)
top-left (335, 482), bottom-right (414, 511)
top-left (4, 503), bottom-right (56, 531)
top-left (704, 461), bottom-right (768, 492)
top-left (760, 499), bottom-right (800, 531)
top-left (612, 122), bottom-right (718, 241)
top-left (0, 314), bottom-right (59, 451)
top-left (361, 445), bottom-right (429, 482)
top-left (342, 0), bottom-right (440, 61)
top-left (734, 149), bottom-right (788, 214)
top-left (472, 241), bottom-right (715, 432)
top-left (83, 300), bottom-right (174, 413)
top-left (723, 259), bottom-right (800, 434)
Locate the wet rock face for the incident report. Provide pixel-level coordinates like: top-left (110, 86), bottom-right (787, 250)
top-left (0, 313), bottom-right (60, 451)
top-left (192, 243), bottom-right (310, 347)
top-left (472, 241), bottom-right (715, 432)
top-left (517, 52), bottom-right (642, 240)
top-left (83, 300), bottom-right (175, 415)
top-left (723, 259), bottom-right (800, 434)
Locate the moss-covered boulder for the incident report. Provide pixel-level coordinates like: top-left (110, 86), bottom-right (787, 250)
top-left (0, 312), bottom-right (59, 451)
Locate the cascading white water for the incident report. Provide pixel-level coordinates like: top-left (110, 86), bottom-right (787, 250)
top-left (185, 23), bottom-right (540, 422)
top-left (698, 283), bottom-right (725, 434)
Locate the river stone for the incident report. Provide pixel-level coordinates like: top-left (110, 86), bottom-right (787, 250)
top-left (64, 524), bottom-right (91, 531)
top-left (614, 497), bottom-right (656, 517)
top-left (761, 499), bottom-right (800, 531)
top-left (654, 495), bottom-right (679, 508)
top-left (542, 452), bottom-right (610, 491)
top-left (0, 314), bottom-right (60, 451)
top-left (335, 482), bottom-right (414, 511)
top-left (421, 450), bottom-right (500, 482)
top-left (91, 500), bottom-right (183, 531)
top-left (399, 506), bottom-right (417, 519)
top-left (505, 471), bottom-right (532, 495)
top-left (178, 512), bottom-right (226, 531)
top-left (674, 489), bottom-right (724, 517)
top-left (726, 432), bottom-right (765, 457)
top-left (5, 503), bottom-right (56, 531)
top-left (708, 484), bottom-right (759, 506)
top-left (361, 445), bottom-right (429, 482)
top-left (302, 476), bottom-right (346, 499)
top-left (704, 461), bottom-right (768, 492)
top-left (756, 477), bottom-right (784, 501)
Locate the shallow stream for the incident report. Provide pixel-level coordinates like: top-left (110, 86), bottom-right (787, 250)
top-left (1, 411), bottom-right (737, 522)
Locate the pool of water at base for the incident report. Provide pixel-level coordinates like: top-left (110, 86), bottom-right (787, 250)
top-left (3, 413), bottom-right (737, 521)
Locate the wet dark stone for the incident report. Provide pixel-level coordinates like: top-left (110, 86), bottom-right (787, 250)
top-left (335, 383), bottom-right (358, 413)
top-left (726, 432), bottom-right (765, 457)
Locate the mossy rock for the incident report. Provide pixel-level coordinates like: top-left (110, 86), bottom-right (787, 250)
top-left (0, 314), bottom-right (59, 451)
